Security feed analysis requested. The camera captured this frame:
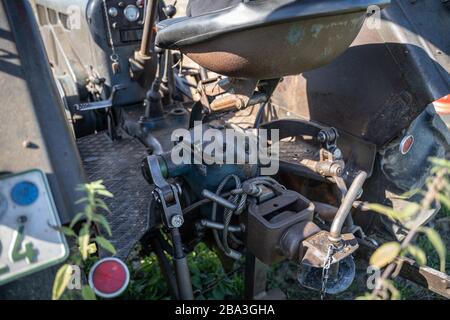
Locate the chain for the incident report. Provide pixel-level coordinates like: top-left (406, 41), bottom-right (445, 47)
top-left (320, 244), bottom-right (335, 300)
top-left (102, 0), bottom-right (120, 73)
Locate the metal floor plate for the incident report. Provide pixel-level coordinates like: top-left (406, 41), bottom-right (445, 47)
top-left (77, 133), bottom-right (150, 259)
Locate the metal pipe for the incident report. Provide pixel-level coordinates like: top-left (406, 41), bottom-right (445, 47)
top-left (202, 189), bottom-right (237, 211)
top-left (142, 133), bottom-right (164, 155)
top-left (199, 67), bottom-right (208, 81)
top-left (139, 0), bottom-right (158, 58)
top-left (314, 200), bottom-right (372, 222)
top-left (200, 220), bottom-right (242, 233)
top-left (313, 202), bottom-right (340, 222)
top-left (170, 228), bottom-right (194, 300)
top-left (249, 93), bottom-right (269, 107)
top-left (329, 171), bottom-right (367, 242)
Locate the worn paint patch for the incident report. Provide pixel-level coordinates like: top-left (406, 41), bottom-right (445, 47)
top-left (321, 46), bottom-right (332, 58)
top-left (311, 16), bottom-right (362, 39)
top-left (287, 24), bottom-right (305, 46)
top-left (311, 24), bottom-right (324, 38)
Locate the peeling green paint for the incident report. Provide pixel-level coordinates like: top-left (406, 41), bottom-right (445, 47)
top-left (311, 24), bottom-right (324, 38)
top-left (287, 24), bottom-right (305, 46)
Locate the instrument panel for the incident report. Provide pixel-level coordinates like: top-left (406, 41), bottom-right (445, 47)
top-left (103, 0), bottom-right (146, 46)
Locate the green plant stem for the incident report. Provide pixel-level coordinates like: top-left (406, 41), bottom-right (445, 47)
top-left (372, 168), bottom-right (447, 298)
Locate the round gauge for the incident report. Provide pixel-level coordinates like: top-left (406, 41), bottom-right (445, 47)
top-left (124, 5), bottom-right (140, 22)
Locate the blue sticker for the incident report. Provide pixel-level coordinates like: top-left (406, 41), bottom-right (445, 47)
top-left (11, 181), bottom-right (39, 206)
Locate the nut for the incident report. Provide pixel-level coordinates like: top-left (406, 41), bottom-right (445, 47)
top-left (171, 215), bottom-right (184, 228)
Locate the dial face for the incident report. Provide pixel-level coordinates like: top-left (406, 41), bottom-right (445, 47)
top-left (124, 5), bottom-right (140, 22)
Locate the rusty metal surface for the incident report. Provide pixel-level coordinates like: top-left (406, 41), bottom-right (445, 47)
top-left (271, 0), bottom-right (450, 147)
top-left (279, 139), bottom-right (319, 163)
top-left (184, 13), bottom-right (366, 79)
top-left (356, 238), bottom-right (450, 299)
top-left (302, 231), bottom-right (359, 268)
top-left (262, 118), bottom-right (376, 178)
top-left (247, 188), bottom-right (314, 265)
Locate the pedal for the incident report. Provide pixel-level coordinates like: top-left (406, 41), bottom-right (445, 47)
top-left (74, 85), bottom-right (126, 111)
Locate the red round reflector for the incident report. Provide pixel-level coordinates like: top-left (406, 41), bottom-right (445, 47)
top-left (399, 135), bottom-right (414, 155)
top-left (89, 257), bottom-right (130, 298)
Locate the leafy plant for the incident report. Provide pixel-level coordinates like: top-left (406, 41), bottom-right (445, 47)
top-left (126, 243), bottom-right (243, 300)
top-left (52, 181), bottom-right (116, 300)
top-left (360, 157), bottom-right (449, 300)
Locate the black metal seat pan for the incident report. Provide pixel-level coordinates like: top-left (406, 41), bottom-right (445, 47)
top-left (156, 0), bottom-right (390, 78)
top-left (157, 0), bottom-right (389, 49)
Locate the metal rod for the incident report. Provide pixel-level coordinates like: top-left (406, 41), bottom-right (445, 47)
top-left (329, 171), bottom-right (367, 242)
top-left (199, 67), bottom-right (208, 81)
top-left (244, 252), bottom-right (269, 300)
top-left (314, 200), bottom-right (372, 222)
top-left (139, 0), bottom-right (158, 58)
top-left (170, 228), bottom-right (194, 300)
top-left (202, 189), bottom-right (237, 211)
top-left (200, 220), bottom-right (242, 233)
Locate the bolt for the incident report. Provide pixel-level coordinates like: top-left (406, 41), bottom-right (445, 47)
top-left (163, 5), bottom-right (177, 18)
top-left (333, 148), bottom-right (343, 160)
top-left (17, 215), bottom-right (27, 224)
top-left (330, 163), bottom-right (343, 177)
top-left (171, 215), bottom-right (184, 228)
top-left (317, 131), bottom-right (327, 143)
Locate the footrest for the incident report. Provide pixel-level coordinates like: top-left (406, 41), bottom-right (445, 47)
top-left (77, 133), bottom-right (151, 259)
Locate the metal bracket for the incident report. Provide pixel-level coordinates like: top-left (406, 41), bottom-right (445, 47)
top-left (74, 84), bottom-right (126, 112)
top-left (301, 231), bottom-right (359, 268)
top-left (147, 156), bottom-right (184, 229)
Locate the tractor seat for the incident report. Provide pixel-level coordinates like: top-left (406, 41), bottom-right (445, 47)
top-left (156, 0), bottom-right (390, 79)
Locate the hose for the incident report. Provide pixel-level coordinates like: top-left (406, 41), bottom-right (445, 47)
top-left (329, 171), bottom-right (368, 242)
top-left (210, 175), bottom-right (242, 259)
top-left (151, 236), bottom-right (179, 300)
top-left (209, 175), bottom-right (285, 259)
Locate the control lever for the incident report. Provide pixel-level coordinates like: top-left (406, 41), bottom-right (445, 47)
top-left (147, 155), bottom-right (194, 300)
top-left (74, 85), bottom-right (126, 112)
